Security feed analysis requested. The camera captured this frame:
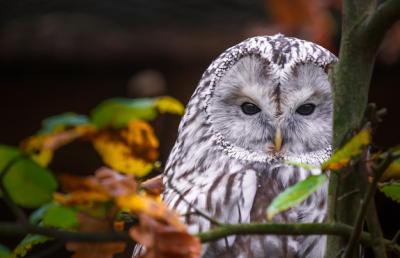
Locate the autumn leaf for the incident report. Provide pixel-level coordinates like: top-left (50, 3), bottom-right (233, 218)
top-left (141, 175), bottom-right (164, 195)
top-left (55, 167), bottom-right (138, 205)
top-left (322, 129), bottom-right (371, 171)
top-left (117, 194), bottom-right (183, 230)
top-left (20, 125), bottom-right (95, 167)
top-left (379, 146), bottom-right (400, 181)
top-left (130, 214), bottom-right (201, 258)
top-left (92, 120), bottom-right (159, 177)
top-left (266, 0), bottom-right (335, 50)
top-left (66, 213), bottom-right (126, 258)
top-left (266, 174), bottom-right (328, 220)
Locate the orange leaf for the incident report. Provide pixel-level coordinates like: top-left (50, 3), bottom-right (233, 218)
top-left (66, 213), bottom-right (126, 258)
top-left (130, 214), bottom-right (201, 258)
top-left (141, 175), bottom-right (164, 195)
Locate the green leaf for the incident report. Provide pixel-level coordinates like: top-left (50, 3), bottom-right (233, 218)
top-left (39, 112), bottom-right (89, 134)
top-left (266, 174), bottom-right (328, 220)
top-left (90, 97), bottom-right (184, 128)
top-left (0, 145), bottom-right (21, 172)
top-left (3, 158), bottom-right (58, 208)
top-left (322, 129), bottom-right (371, 171)
top-left (0, 244), bottom-right (11, 258)
top-left (29, 202), bottom-right (57, 225)
top-left (91, 98), bottom-right (158, 128)
top-left (379, 181), bottom-right (400, 203)
top-left (380, 146), bottom-right (400, 181)
top-left (43, 204), bottom-right (78, 229)
top-left (13, 235), bottom-right (52, 258)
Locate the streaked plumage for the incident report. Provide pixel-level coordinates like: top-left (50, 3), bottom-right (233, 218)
top-left (134, 34), bottom-right (337, 258)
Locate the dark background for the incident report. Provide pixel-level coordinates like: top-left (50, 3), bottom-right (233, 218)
top-left (0, 1), bottom-right (399, 257)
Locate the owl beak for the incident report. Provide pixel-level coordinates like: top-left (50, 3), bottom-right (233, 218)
top-left (274, 127), bottom-right (283, 152)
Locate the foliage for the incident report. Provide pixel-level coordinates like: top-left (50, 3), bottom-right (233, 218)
top-left (267, 129), bottom-right (400, 221)
top-left (0, 96), bottom-right (200, 258)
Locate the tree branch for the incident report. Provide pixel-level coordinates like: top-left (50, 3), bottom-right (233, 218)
top-left (196, 222), bottom-right (400, 254)
top-left (0, 222), bottom-right (132, 243)
top-left (363, 0), bottom-right (400, 52)
top-left (343, 152), bottom-right (395, 257)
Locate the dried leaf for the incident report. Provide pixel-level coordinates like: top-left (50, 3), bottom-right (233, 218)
top-left (141, 175), bottom-right (164, 195)
top-left (117, 194), bottom-right (183, 230)
top-left (130, 214), bottom-right (201, 258)
top-left (56, 168), bottom-right (137, 205)
top-left (92, 121), bottom-right (158, 177)
top-left (322, 129), bottom-right (371, 171)
top-left (266, 174), bottom-right (328, 220)
top-left (66, 213), bottom-right (126, 258)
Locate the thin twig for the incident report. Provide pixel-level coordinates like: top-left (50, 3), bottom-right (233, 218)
top-left (343, 152), bottom-right (395, 258)
top-left (392, 229), bottom-right (400, 244)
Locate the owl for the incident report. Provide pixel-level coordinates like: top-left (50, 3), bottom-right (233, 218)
top-left (135, 34), bottom-right (337, 258)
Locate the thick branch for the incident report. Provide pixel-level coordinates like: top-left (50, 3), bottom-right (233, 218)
top-left (363, 0), bottom-right (400, 52)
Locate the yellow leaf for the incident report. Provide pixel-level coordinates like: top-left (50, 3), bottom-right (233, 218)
top-left (155, 96), bottom-right (185, 115)
top-left (92, 121), bottom-right (159, 177)
top-left (322, 129), bottom-right (371, 171)
top-left (381, 160), bottom-right (400, 181)
top-left (116, 194), bottom-right (183, 229)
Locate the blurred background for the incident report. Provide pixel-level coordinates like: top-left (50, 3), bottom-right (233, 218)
top-left (0, 0), bottom-right (399, 257)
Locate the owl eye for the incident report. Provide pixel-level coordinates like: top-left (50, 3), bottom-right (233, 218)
top-left (296, 103), bottom-right (316, 116)
top-left (241, 102), bottom-right (261, 115)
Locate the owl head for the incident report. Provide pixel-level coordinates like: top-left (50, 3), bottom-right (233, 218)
top-left (192, 34), bottom-right (337, 163)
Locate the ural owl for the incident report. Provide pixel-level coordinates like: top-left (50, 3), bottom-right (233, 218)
top-left (137, 34), bottom-right (337, 257)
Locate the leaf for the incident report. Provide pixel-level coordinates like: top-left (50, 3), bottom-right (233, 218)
top-left (39, 113), bottom-right (90, 134)
top-left (380, 146), bottom-right (400, 181)
top-left (43, 204), bottom-right (78, 229)
top-left (379, 181), bottom-right (400, 203)
top-left (13, 234), bottom-right (52, 258)
top-left (130, 214), bottom-right (201, 258)
top-left (155, 96), bottom-right (185, 115)
top-left (90, 96), bottom-right (184, 129)
top-left (0, 145), bottom-right (21, 172)
top-left (3, 158), bottom-right (58, 208)
top-left (266, 174), bottom-right (328, 220)
top-left (322, 129), bottom-right (371, 171)
top-left (117, 194), bottom-right (183, 229)
top-left (66, 213), bottom-right (126, 258)
top-left (29, 202), bottom-right (57, 225)
top-left (55, 168), bottom-right (137, 205)
top-left (92, 121), bottom-right (158, 177)
top-left (21, 125), bottom-right (95, 167)
top-left (0, 244), bottom-right (11, 258)
top-left (141, 175), bottom-right (164, 195)
top-left (91, 98), bottom-right (158, 128)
